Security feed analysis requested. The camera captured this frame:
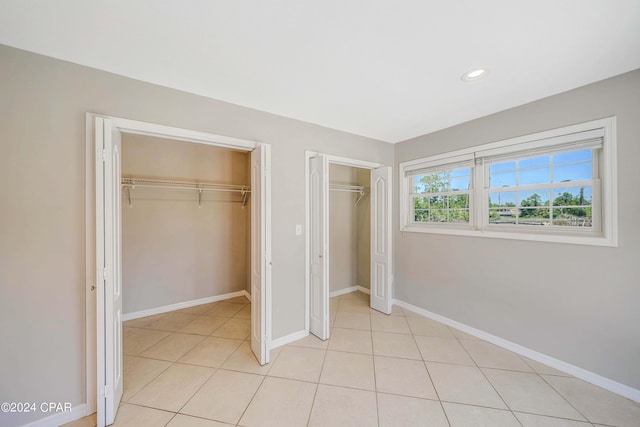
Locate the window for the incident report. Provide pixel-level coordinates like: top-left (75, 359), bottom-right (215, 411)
top-left (400, 117), bottom-right (617, 246)
top-left (411, 165), bottom-right (472, 224)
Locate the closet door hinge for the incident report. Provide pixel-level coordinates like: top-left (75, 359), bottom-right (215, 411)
top-left (101, 148), bottom-right (107, 162)
top-left (103, 268), bottom-right (108, 279)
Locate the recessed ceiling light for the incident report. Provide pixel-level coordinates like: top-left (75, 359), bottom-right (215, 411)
top-left (461, 68), bottom-right (488, 82)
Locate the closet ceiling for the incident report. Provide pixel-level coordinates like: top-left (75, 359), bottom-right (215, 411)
top-left (1, 1), bottom-right (639, 143)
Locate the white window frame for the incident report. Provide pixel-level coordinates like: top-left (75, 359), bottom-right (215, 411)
top-left (399, 117), bottom-right (617, 246)
top-left (409, 162), bottom-right (474, 228)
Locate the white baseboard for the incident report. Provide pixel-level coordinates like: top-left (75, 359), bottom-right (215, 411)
top-left (123, 290), bottom-right (248, 321)
top-left (329, 286), bottom-right (358, 297)
top-left (21, 403), bottom-right (88, 427)
top-left (269, 329), bottom-right (308, 349)
top-left (242, 290), bottom-right (252, 303)
top-left (356, 285), bottom-right (370, 295)
top-left (394, 299), bottom-right (640, 403)
top-left (329, 285), bottom-right (370, 298)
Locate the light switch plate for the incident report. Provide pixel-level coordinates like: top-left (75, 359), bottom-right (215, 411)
top-left (295, 224), bottom-right (302, 236)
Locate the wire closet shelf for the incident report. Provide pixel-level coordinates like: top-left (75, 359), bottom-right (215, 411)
top-left (121, 177), bottom-right (251, 208)
top-left (329, 183), bottom-right (370, 206)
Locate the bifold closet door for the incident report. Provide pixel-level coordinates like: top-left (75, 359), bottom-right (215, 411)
top-left (96, 117), bottom-right (124, 426)
top-left (370, 166), bottom-right (393, 314)
top-left (251, 144), bottom-right (270, 365)
top-left (309, 155), bottom-right (329, 340)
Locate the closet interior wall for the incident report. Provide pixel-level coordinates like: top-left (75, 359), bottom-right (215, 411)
top-left (121, 134), bottom-right (250, 315)
top-left (329, 164), bottom-right (371, 294)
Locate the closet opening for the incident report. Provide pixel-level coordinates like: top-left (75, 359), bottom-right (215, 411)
top-left (88, 115), bottom-right (271, 427)
top-left (328, 164), bottom-right (372, 324)
top-left (306, 152), bottom-right (392, 341)
top-left (120, 134), bottom-right (252, 322)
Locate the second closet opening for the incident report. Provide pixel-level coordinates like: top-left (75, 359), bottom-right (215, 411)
top-left (329, 164), bottom-right (371, 298)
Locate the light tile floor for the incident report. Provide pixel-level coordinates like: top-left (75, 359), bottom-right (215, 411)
top-left (63, 291), bottom-right (640, 427)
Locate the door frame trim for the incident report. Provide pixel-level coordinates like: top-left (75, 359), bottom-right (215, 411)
top-left (86, 113), bottom-right (271, 420)
top-left (304, 151), bottom-right (384, 335)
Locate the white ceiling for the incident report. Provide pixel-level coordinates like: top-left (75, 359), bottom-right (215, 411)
top-left (1, 1), bottom-right (639, 143)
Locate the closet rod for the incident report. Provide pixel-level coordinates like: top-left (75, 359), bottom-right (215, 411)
top-left (329, 184), bottom-right (368, 193)
top-left (122, 177), bottom-right (250, 193)
top-left (121, 183), bottom-right (249, 193)
top-left (329, 184), bottom-right (369, 206)
top-left (121, 177), bottom-right (250, 208)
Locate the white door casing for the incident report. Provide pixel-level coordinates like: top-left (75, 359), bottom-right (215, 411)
top-left (96, 118), bottom-right (124, 426)
top-left (91, 114), bottom-right (272, 425)
top-left (309, 155), bottom-right (329, 340)
top-left (370, 166), bottom-right (393, 314)
top-left (251, 144), bottom-right (271, 364)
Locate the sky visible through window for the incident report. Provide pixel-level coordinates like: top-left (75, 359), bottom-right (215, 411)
top-left (488, 149), bottom-right (593, 208)
top-left (412, 149), bottom-right (594, 227)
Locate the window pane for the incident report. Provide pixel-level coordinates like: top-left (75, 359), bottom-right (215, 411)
top-left (520, 155), bottom-right (550, 169)
top-left (553, 162), bottom-right (592, 182)
top-left (489, 209), bottom-right (517, 224)
top-left (429, 195), bottom-right (448, 209)
top-left (553, 186), bottom-right (592, 207)
top-left (450, 194), bottom-right (468, 208)
top-left (429, 210), bottom-right (448, 222)
top-left (450, 167), bottom-right (471, 177)
top-left (449, 209), bottom-right (470, 223)
top-left (489, 191), bottom-right (516, 208)
top-left (519, 167), bottom-right (550, 186)
top-left (414, 176), bottom-right (429, 193)
top-left (450, 176), bottom-right (470, 191)
top-left (553, 149), bottom-right (592, 165)
top-left (552, 187), bottom-right (592, 226)
top-left (518, 190), bottom-right (550, 207)
top-left (519, 207), bottom-right (550, 224)
top-left (413, 197), bottom-right (429, 222)
top-left (414, 209), bottom-right (429, 222)
top-left (490, 161), bottom-right (516, 173)
top-left (552, 207), bottom-right (592, 227)
top-left (490, 171), bottom-right (516, 188)
top-left (427, 174), bottom-right (449, 192)
top-left (413, 197), bottom-right (429, 209)
top-left (414, 167), bottom-right (471, 194)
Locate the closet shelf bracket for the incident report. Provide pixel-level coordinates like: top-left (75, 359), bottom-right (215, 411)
top-left (329, 184), bottom-right (370, 206)
top-left (126, 184), bottom-right (133, 208)
top-left (241, 188), bottom-right (249, 207)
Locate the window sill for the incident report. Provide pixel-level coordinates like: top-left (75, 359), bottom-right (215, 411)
top-left (401, 224), bottom-right (616, 247)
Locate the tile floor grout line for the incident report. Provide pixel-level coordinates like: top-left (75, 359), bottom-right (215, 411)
top-left (407, 318), bottom-right (452, 427)
top-left (304, 338), bottom-right (330, 427)
top-left (122, 356), bottom-right (174, 404)
top-left (452, 327), bottom-right (519, 420)
top-left (511, 408), bottom-right (607, 425)
top-left (163, 411), bottom-right (178, 427)
top-left (173, 366), bottom-right (217, 417)
top-left (447, 325), bottom-right (533, 426)
top-left (369, 308), bottom-right (382, 427)
top-left (166, 299), bottom-right (250, 424)
top-left (538, 372), bottom-right (594, 424)
top-left (235, 370), bottom-right (269, 426)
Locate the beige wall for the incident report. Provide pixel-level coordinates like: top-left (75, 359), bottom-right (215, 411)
top-left (394, 69), bottom-right (640, 390)
top-left (357, 168), bottom-right (371, 289)
top-left (329, 164), bottom-right (358, 292)
top-left (121, 134), bottom-right (249, 315)
top-left (328, 165), bottom-right (371, 293)
top-left (0, 44), bottom-right (393, 426)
